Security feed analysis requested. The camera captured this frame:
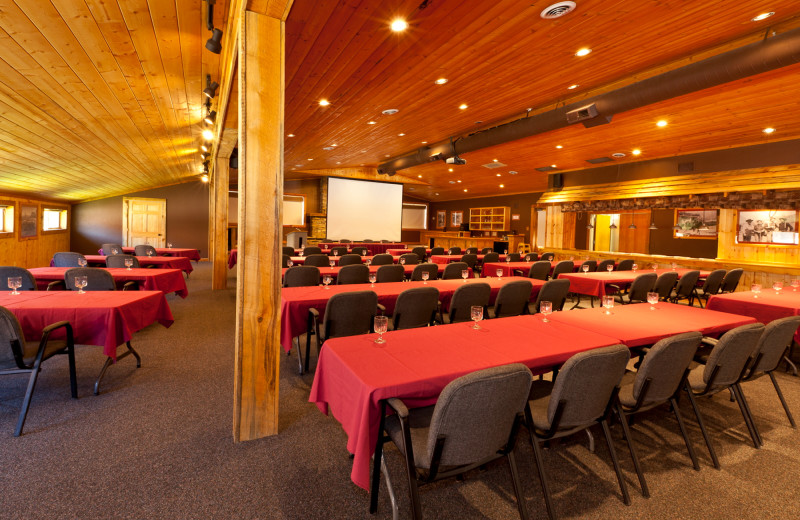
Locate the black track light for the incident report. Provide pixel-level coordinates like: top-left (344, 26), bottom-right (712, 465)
top-left (203, 75), bottom-right (219, 98)
top-left (203, 160), bottom-right (210, 174)
top-left (206, 28), bottom-right (223, 54)
top-left (204, 111), bottom-right (217, 125)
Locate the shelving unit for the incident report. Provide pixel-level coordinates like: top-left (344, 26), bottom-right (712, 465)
top-left (469, 206), bottom-right (511, 231)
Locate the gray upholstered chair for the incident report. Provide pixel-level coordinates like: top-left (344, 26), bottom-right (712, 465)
top-left (524, 253), bottom-right (539, 262)
top-left (351, 247), bottom-right (369, 256)
top-left (464, 247), bottom-right (479, 254)
top-left (134, 244), bottom-right (157, 257)
top-left (459, 253), bottom-right (478, 270)
top-left (411, 263), bottom-right (438, 282)
top-left (280, 255), bottom-right (293, 268)
top-left (482, 251), bottom-right (500, 264)
top-left (337, 264), bottom-right (369, 285)
top-left (371, 364), bottom-right (533, 520)
top-left (551, 260), bottom-right (574, 279)
top-left (506, 252), bottom-right (521, 262)
top-left (579, 260), bottom-right (597, 272)
top-left (339, 239), bottom-right (352, 244)
top-left (526, 261), bottom-right (552, 281)
top-left (614, 273), bottom-right (657, 304)
top-left (447, 246), bottom-right (462, 255)
top-left (376, 264), bottom-right (405, 283)
top-left (532, 279), bottom-right (570, 313)
top-left (282, 246), bottom-right (295, 257)
top-left (616, 259), bottom-right (635, 271)
top-left (443, 282), bottom-right (491, 324)
top-left (719, 268), bottom-right (744, 293)
top-left (398, 253), bottom-right (419, 265)
top-left (525, 344), bottom-right (632, 520)
top-left (391, 287), bottom-right (439, 330)
top-left (329, 246), bottom-right (348, 257)
top-left (430, 247), bottom-right (445, 256)
top-left (65, 267), bottom-right (122, 291)
top-left (442, 262), bottom-right (469, 280)
top-left (0, 306), bottom-right (77, 436)
top-left (669, 270), bottom-right (700, 305)
top-left (687, 323), bottom-right (765, 451)
top-left (319, 239), bottom-right (334, 243)
top-left (596, 259), bottom-right (615, 272)
top-left (370, 253), bottom-right (394, 266)
top-left (338, 254), bottom-right (362, 267)
top-left (539, 252), bottom-right (555, 261)
top-left (362, 239), bottom-right (374, 243)
top-left (101, 243), bottom-right (124, 256)
top-left (0, 266), bottom-right (37, 291)
top-left (411, 247), bottom-right (428, 261)
top-left (283, 266), bottom-right (320, 287)
top-left (617, 331), bottom-right (705, 496)
top-left (653, 271), bottom-right (679, 301)
top-left (694, 269), bottom-right (727, 307)
top-left (106, 254), bottom-right (140, 269)
top-left (302, 254), bottom-right (330, 268)
top-left (52, 252), bottom-right (86, 267)
top-left (491, 280), bottom-right (532, 318)
top-left (480, 247), bottom-right (494, 254)
top-left (302, 246), bottom-right (322, 256)
top-left (305, 290), bottom-right (378, 373)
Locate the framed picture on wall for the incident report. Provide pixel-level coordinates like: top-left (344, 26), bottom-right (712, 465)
top-left (673, 209), bottom-right (718, 238)
top-left (436, 210), bottom-right (446, 229)
top-left (19, 204), bottom-right (37, 239)
top-left (736, 209), bottom-right (799, 245)
top-left (450, 211), bottom-right (463, 227)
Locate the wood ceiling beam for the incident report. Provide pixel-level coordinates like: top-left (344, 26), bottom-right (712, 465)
top-left (246, 0), bottom-right (294, 20)
top-left (291, 167), bottom-right (429, 186)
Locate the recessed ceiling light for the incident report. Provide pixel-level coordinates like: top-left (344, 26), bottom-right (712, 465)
top-left (435, 78), bottom-right (448, 85)
top-left (367, 121), bottom-right (376, 125)
top-left (449, 181), bottom-right (455, 184)
top-left (457, 180), bottom-right (462, 183)
top-left (201, 144), bottom-right (208, 152)
top-left (567, 84), bottom-right (579, 89)
top-left (421, 141), bottom-right (428, 144)
top-left (656, 120), bottom-right (668, 127)
top-left (202, 129), bottom-right (214, 140)
top-left (449, 168), bottom-right (454, 172)
top-left (556, 145), bottom-right (563, 149)
top-left (390, 19), bottom-right (408, 32)
top-left (398, 133), bottom-right (405, 136)
top-left (361, 150), bottom-right (367, 153)
top-left (295, 164), bottom-right (303, 167)
top-left (287, 134), bottom-right (295, 137)
top-left (493, 158), bottom-right (498, 162)
top-left (499, 184), bottom-right (504, 188)
top-left (331, 143), bottom-right (338, 147)
top-left (382, 109), bottom-right (399, 115)
top-left (752, 12), bottom-right (775, 22)
top-left (463, 188), bottom-right (468, 192)
top-left (385, 154), bottom-right (390, 157)
top-left (459, 104), bottom-right (468, 110)
top-left (763, 127), bottom-right (776, 134)
top-left (575, 48), bottom-right (592, 57)
top-left (307, 158), bottom-right (314, 161)
top-left (319, 99), bottom-right (330, 106)
top-left (631, 149), bottom-right (642, 156)
top-left (418, 175), bottom-right (422, 178)
top-left (435, 192), bottom-right (439, 196)
top-left (509, 171), bottom-right (518, 175)
top-left (323, 146), bottom-right (334, 151)
top-left (496, 173), bottom-right (501, 177)
top-left (336, 161), bottom-right (341, 164)
top-left (551, 164), bottom-right (557, 168)
top-left (611, 152), bottom-right (626, 158)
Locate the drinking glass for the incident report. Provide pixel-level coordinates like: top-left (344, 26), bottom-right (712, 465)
top-left (287, 260), bottom-right (293, 268)
top-left (78, 257), bottom-right (88, 267)
top-left (374, 316), bottom-right (388, 344)
top-left (582, 264), bottom-right (589, 274)
top-left (299, 250), bottom-right (305, 257)
top-left (167, 242), bottom-right (173, 249)
top-left (606, 263), bottom-right (613, 272)
top-left (496, 268), bottom-right (503, 279)
top-left (671, 262), bottom-right (677, 271)
top-left (470, 305), bottom-right (483, 329)
top-left (792, 280), bottom-right (800, 291)
top-left (652, 263), bottom-right (658, 271)
top-left (773, 281), bottom-right (783, 294)
top-left (111, 248), bottom-right (119, 255)
top-left (505, 256), bottom-right (511, 263)
top-left (75, 275), bottom-right (88, 294)
top-left (322, 274), bottom-right (332, 288)
top-left (124, 257), bottom-right (133, 270)
top-left (540, 301), bottom-right (553, 322)
top-left (365, 258), bottom-right (371, 266)
top-left (461, 269), bottom-right (469, 282)
top-left (751, 283), bottom-right (762, 298)
top-left (400, 257), bottom-right (406, 265)
top-left (602, 295), bottom-right (614, 314)
top-left (8, 276), bottom-right (22, 295)
top-left (147, 248), bottom-right (154, 257)
top-left (504, 249), bottom-right (508, 255)
top-left (329, 260), bottom-right (336, 268)
top-left (632, 263), bottom-right (638, 272)
top-left (369, 273), bottom-right (376, 286)
top-left (647, 291), bottom-right (659, 310)
top-left (569, 256), bottom-right (575, 261)
top-left (421, 271), bottom-right (429, 284)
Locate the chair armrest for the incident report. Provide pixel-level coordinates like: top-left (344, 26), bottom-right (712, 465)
top-left (386, 397), bottom-right (409, 419)
top-left (122, 281), bottom-right (138, 291)
top-left (513, 269), bottom-right (524, 276)
top-left (41, 320), bottom-right (72, 338)
top-left (47, 280), bottom-right (65, 291)
top-left (701, 336), bottom-right (719, 347)
top-left (377, 303), bottom-right (386, 315)
top-left (308, 308), bottom-right (320, 319)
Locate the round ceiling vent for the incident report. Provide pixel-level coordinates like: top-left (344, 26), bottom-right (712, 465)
top-left (611, 152), bottom-right (626, 158)
top-left (381, 109), bottom-right (399, 115)
top-left (540, 1), bottom-right (577, 19)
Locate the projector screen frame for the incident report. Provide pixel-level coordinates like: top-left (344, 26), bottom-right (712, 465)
top-left (325, 177), bottom-right (405, 241)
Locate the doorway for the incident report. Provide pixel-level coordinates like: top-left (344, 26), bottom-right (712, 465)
top-left (123, 197), bottom-right (166, 247)
top-left (591, 213), bottom-right (620, 252)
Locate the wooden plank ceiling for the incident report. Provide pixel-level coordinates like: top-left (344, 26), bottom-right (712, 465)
top-left (0, 0), bottom-right (230, 201)
top-left (284, 0), bottom-right (800, 201)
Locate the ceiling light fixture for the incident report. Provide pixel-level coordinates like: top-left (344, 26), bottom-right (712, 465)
top-left (203, 75), bottom-right (219, 98)
top-left (201, 174), bottom-right (209, 183)
top-left (657, 120), bottom-right (668, 127)
top-left (556, 145), bottom-right (563, 149)
top-left (575, 47), bottom-right (592, 57)
top-left (463, 188), bottom-right (468, 192)
top-left (202, 160), bottom-right (209, 174)
top-left (319, 99), bottom-right (330, 106)
top-left (390, 19), bottom-right (408, 32)
top-left (631, 148), bottom-right (642, 156)
top-left (201, 144), bottom-right (209, 152)
top-left (628, 223), bottom-right (637, 229)
top-left (499, 184), bottom-right (504, 188)
top-left (649, 217), bottom-right (658, 230)
top-left (459, 104), bottom-right (468, 110)
top-left (496, 173), bottom-right (501, 177)
top-left (398, 133), bottom-right (405, 136)
top-left (609, 222), bottom-right (618, 229)
top-left (287, 133), bottom-right (295, 137)
top-left (204, 0), bottom-right (222, 54)
top-left (567, 84), bottom-right (579, 90)
top-left (752, 12), bottom-right (775, 22)
top-left (763, 127), bottom-right (776, 134)
top-left (202, 129), bottom-right (214, 140)
top-left (204, 110), bottom-right (217, 125)
top-left (367, 121), bottom-right (376, 125)
top-left (435, 78), bottom-right (448, 85)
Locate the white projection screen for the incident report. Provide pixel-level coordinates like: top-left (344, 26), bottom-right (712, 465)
top-left (326, 177), bottom-right (403, 241)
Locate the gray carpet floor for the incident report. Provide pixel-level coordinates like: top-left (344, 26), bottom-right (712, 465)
top-left (2, 263), bottom-right (800, 519)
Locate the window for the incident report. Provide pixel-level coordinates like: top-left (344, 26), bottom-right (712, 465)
top-left (0, 202), bottom-right (14, 234)
top-left (402, 203), bottom-right (427, 229)
top-left (42, 207), bottom-right (68, 231)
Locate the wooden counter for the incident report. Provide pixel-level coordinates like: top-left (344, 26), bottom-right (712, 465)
top-left (420, 232), bottom-right (523, 252)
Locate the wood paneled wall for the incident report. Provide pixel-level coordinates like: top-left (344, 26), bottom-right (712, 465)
top-left (717, 208), bottom-right (800, 263)
top-left (618, 211), bottom-right (651, 254)
top-left (544, 206), bottom-right (564, 249)
top-left (0, 193), bottom-right (70, 268)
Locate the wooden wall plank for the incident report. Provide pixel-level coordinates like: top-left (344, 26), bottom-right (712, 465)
top-left (212, 155), bottom-right (230, 290)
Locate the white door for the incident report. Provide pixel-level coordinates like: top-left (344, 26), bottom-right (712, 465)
top-left (124, 197), bottom-right (166, 247)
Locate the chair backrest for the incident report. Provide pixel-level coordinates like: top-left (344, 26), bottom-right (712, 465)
top-left (134, 244), bottom-right (157, 256)
top-left (411, 263), bottom-right (439, 281)
top-left (0, 266), bottom-right (37, 291)
top-left (282, 246), bottom-right (295, 256)
top-left (411, 247), bottom-right (427, 260)
top-left (506, 253), bottom-right (521, 262)
top-left (552, 260), bottom-right (574, 279)
top-left (338, 254), bottom-right (362, 266)
top-left (280, 255), bottom-right (292, 268)
top-left (64, 267), bottom-right (115, 291)
top-left (351, 247), bottom-right (369, 256)
top-left (493, 280), bottom-right (532, 318)
top-left (673, 270), bottom-right (700, 298)
top-left (323, 291), bottom-right (378, 340)
top-left (533, 279), bottom-right (570, 312)
top-left (283, 266), bottom-right (320, 287)
top-left (337, 264), bottom-right (369, 285)
top-left (319, 239), bottom-right (334, 243)
top-left (702, 323), bottom-right (765, 389)
top-left (540, 252), bottom-right (555, 261)
top-left (380, 239), bottom-right (391, 243)
top-left (701, 269), bottom-right (727, 294)
top-left (483, 252), bottom-right (500, 263)
top-left (442, 262), bottom-right (469, 280)
top-left (480, 247), bottom-right (494, 254)
top-left (0, 306), bottom-right (26, 369)
top-left (528, 261), bottom-right (552, 281)
top-left (546, 344), bottom-right (630, 429)
top-left (339, 239), bottom-right (352, 244)
top-left (303, 246), bottom-right (322, 255)
top-left (654, 271), bottom-right (679, 300)
top-left (392, 287), bottom-right (440, 330)
top-left (430, 247), bottom-right (445, 256)
top-left (632, 332), bottom-right (702, 406)
top-left (616, 259), bottom-right (634, 271)
top-left (376, 264), bottom-right (405, 283)
top-left (448, 283), bottom-right (491, 323)
top-left (370, 253), bottom-right (394, 266)
top-left (579, 260), bottom-right (597, 272)
top-left (596, 259), bottom-right (615, 272)
top-left (362, 239), bottom-right (374, 243)
top-left (720, 268), bottom-right (743, 293)
top-left (750, 316), bottom-right (800, 374)
top-left (447, 246), bottom-right (462, 255)
top-left (459, 254), bottom-right (478, 269)
top-left (524, 253), bottom-right (539, 262)
top-left (399, 253), bottom-right (419, 265)
top-left (53, 252), bottom-right (86, 268)
top-left (464, 247), bottom-right (479, 254)
top-left (101, 243), bottom-right (124, 255)
top-left (106, 254), bottom-right (140, 269)
top-left (303, 254), bottom-right (331, 267)
top-left (424, 364), bottom-right (532, 467)
top-left (627, 273), bottom-right (658, 302)
top-left (330, 247), bottom-right (348, 257)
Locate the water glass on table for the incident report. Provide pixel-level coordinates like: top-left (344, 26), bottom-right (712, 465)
top-left (647, 291), bottom-right (658, 310)
top-left (540, 301), bottom-right (552, 322)
top-left (369, 273), bottom-right (376, 287)
top-left (421, 271), bottom-right (429, 284)
top-left (461, 269), bottom-right (469, 282)
top-left (75, 275), bottom-right (88, 294)
top-left (329, 260), bottom-right (336, 268)
top-left (8, 276), bottom-right (22, 295)
top-left (773, 281), bottom-right (783, 295)
top-left (582, 264), bottom-right (589, 274)
top-left (602, 295), bottom-right (614, 314)
top-left (606, 263), bottom-right (613, 272)
top-left (632, 263), bottom-right (638, 272)
top-left (374, 315), bottom-right (388, 344)
top-left (792, 280), bottom-right (800, 291)
top-left (496, 268), bottom-right (503, 279)
top-left (124, 257), bottom-right (133, 270)
top-left (322, 274), bottom-right (332, 289)
top-left (470, 305), bottom-right (483, 329)
top-left (751, 283), bottom-right (762, 298)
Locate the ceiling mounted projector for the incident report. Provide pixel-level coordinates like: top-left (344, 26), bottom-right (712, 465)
top-left (446, 156), bottom-right (466, 165)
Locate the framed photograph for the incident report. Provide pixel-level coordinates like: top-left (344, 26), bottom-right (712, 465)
top-left (736, 209), bottom-right (798, 245)
top-left (436, 210), bottom-right (446, 229)
top-left (673, 209), bottom-right (718, 238)
top-left (19, 204), bottom-right (37, 239)
top-left (450, 211), bottom-right (463, 227)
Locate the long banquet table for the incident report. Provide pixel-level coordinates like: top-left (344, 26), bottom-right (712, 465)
top-left (83, 255), bottom-right (194, 274)
top-left (315, 242), bottom-right (406, 255)
top-left (119, 246), bottom-right (201, 261)
top-left (483, 260), bottom-right (583, 278)
top-left (282, 263), bottom-right (469, 282)
top-left (280, 277), bottom-right (545, 351)
top-left (707, 288), bottom-right (800, 343)
top-left (308, 302), bottom-right (756, 490)
top-left (0, 290), bottom-right (174, 360)
top-left (558, 268), bottom-right (712, 298)
top-left (430, 254), bottom-right (508, 265)
top-left (29, 267), bottom-right (188, 298)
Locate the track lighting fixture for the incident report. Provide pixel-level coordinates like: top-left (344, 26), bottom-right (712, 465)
top-left (203, 160), bottom-right (210, 174)
top-left (201, 144), bottom-right (209, 152)
top-left (204, 111), bottom-right (217, 125)
top-left (206, 28), bottom-right (223, 54)
top-left (203, 75), bottom-right (219, 98)
top-left (201, 174), bottom-right (209, 183)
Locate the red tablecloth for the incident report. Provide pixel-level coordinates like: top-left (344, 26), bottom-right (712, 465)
top-left (431, 254), bottom-right (508, 265)
top-left (316, 243), bottom-right (405, 255)
top-left (547, 302), bottom-right (756, 347)
top-left (29, 267), bottom-right (188, 298)
top-left (82, 255), bottom-right (193, 274)
top-left (559, 268), bottom-right (711, 298)
top-left (309, 315), bottom-right (622, 489)
top-left (282, 263), bottom-right (468, 282)
top-left (483, 260), bottom-right (584, 278)
top-left (0, 291), bottom-right (173, 360)
top-left (280, 277), bottom-right (544, 351)
top-left (228, 249), bottom-right (238, 269)
top-left (707, 289), bottom-right (800, 342)
top-left (289, 255), bottom-right (401, 266)
top-left (99, 247), bottom-right (201, 262)
top-left (386, 248), bottom-right (431, 256)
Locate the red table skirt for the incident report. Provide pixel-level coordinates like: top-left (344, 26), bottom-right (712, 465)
top-left (29, 267), bottom-right (188, 298)
top-left (707, 290), bottom-right (800, 343)
top-left (81, 255), bottom-right (193, 274)
top-left (228, 249), bottom-right (238, 269)
top-left (282, 263), bottom-right (470, 282)
top-left (559, 268), bottom-right (711, 298)
top-left (97, 247), bottom-right (201, 262)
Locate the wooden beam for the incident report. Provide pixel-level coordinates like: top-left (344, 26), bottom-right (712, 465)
top-left (246, 0), bottom-right (294, 20)
top-left (212, 155), bottom-right (230, 290)
top-left (233, 10), bottom-right (283, 441)
top-left (291, 167), bottom-right (428, 186)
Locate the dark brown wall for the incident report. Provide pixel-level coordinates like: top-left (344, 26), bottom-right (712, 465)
top-left (429, 192), bottom-right (543, 235)
top-left (71, 181), bottom-right (209, 256)
top-left (648, 209), bottom-right (718, 258)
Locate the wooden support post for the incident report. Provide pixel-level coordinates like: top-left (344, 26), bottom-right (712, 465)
top-left (212, 155), bottom-right (230, 290)
top-left (233, 10), bottom-right (284, 441)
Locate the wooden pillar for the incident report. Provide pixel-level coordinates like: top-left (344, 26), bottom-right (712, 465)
top-left (212, 155), bottom-right (230, 290)
top-left (233, 10), bottom-right (284, 441)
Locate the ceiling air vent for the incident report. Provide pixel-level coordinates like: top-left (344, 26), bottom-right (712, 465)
top-left (536, 166), bottom-right (558, 172)
top-left (586, 157), bottom-right (613, 164)
top-left (482, 162), bottom-right (506, 169)
top-left (540, 1), bottom-right (577, 20)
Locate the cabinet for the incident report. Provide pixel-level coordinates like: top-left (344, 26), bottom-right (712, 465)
top-left (469, 206), bottom-right (511, 231)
